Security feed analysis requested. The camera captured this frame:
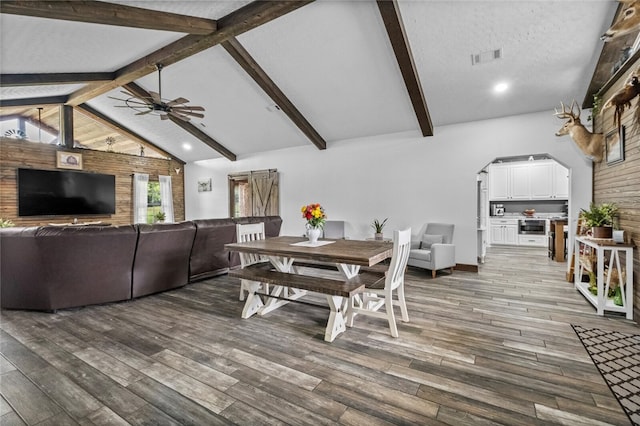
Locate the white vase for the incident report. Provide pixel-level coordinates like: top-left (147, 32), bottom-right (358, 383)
top-left (307, 227), bottom-right (322, 244)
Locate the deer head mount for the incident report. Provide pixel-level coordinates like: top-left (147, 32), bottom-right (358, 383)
top-left (602, 1), bottom-right (640, 42)
top-left (554, 101), bottom-right (603, 162)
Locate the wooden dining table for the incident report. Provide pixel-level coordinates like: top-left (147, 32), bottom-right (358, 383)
top-left (225, 236), bottom-right (393, 341)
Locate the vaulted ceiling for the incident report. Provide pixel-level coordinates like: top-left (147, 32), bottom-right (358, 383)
top-left (0, 1), bottom-right (631, 163)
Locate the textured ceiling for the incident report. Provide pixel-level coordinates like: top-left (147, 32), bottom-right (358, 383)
top-left (0, 0), bottom-right (620, 163)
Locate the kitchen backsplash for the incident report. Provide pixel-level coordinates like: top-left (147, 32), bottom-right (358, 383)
top-left (489, 200), bottom-right (567, 217)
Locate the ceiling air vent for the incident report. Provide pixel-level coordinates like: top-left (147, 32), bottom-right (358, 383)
top-left (471, 48), bottom-right (503, 65)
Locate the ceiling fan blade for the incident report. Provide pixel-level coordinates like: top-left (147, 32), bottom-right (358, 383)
top-left (172, 105), bottom-right (205, 111)
top-left (169, 111), bottom-right (191, 121)
top-left (149, 91), bottom-right (162, 104)
top-left (123, 99), bottom-right (153, 106)
top-left (181, 111), bottom-right (204, 119)
top-left (135, 109), bottom-right (153, 116)
top-left (120, 90), bottom-right (149, 102)
top-left (167, 97), bottom-right (189, 106)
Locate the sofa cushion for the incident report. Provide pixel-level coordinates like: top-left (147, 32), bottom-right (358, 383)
top-left (410, 248), bottom-right (432, 262)
top-left (1, 225), bottom-right (138, 311)
top-left (190, 218), bottom-right (237, 281)
top-left (421, 234), bottom-right (443, 249)
top-left (132, 221), bottom-right (197, 298)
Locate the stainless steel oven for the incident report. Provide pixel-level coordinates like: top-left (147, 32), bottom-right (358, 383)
top-left (518, 219), bottom-right (546, 235)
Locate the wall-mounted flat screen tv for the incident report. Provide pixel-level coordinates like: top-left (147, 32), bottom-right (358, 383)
top-left (18, 168), bottom-right (116, 216)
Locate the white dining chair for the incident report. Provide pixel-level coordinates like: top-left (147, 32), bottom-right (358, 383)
top-left (347, 228), bottom-right (411, 337)
top-left (236, 222), bottom-right (268, 300)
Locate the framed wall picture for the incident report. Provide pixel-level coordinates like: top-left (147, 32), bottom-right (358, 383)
top-left (605, 126), bottom-right (624, 165)
top-left (56, 151), bottom-right (83, 170)
top-left (198, 178), bottom-right (212, 192)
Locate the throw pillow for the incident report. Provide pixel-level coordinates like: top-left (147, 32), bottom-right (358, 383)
top-left (421, 234), bottom-right (443, 249)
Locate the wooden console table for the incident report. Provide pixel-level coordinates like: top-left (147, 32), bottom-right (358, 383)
top-left (574, 236), bottom-right (634, 319)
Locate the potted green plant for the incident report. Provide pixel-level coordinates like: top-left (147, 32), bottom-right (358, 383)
top-left (154, 211), bottom-right (166, 223)
top-left (371, 218), bottom-right (388, 240)
top-left (580, 202), bottom-right (617, 238)
top-left (0, 218), bottom-right (15, 228)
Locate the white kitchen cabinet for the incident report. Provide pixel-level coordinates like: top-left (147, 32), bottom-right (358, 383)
top-left (488, 164), bottom-right (510, 200)
top-left (529, 162), bottom-right (554, 198)
top-left (518, 234), bottom-right (547, 247)
top-left (488, 160), bottom-right (568, 201)
top-left (553, 163), bottom-right (569, 199)
top-left (490, 218), bottom-right (518, 245)
top-left (510, 164), bottom-right (531, 199)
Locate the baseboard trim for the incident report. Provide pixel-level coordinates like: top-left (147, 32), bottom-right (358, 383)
top-left (455, 263), bottom-right (478, 273)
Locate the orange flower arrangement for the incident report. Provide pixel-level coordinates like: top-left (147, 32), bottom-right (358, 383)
top-left (301, 203), bottom-right (326, 228)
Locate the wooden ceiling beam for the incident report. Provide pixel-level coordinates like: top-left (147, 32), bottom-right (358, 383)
top-left (75, 103), bottom-right (184, 164)
top-left (0, 113), bottom-right (60, 137)
top-left (168, 115), bottom-right (237, 162)
top-left (0, 96), bottom-right (68, 108)
top-left (0, 72), bottom-right (115, 87)
top-left (124, 82), bottom-right (236, 161)
top-left (24, 115), bottom-right (60, 137)
top-left (66, 1), bottom-right (314, 107)
top-left (376, 0), bottom-right (433, 137)
top-left (222, 37), bottom-right (326, 150)
top-left (0, 1), bottom-right (217, 35)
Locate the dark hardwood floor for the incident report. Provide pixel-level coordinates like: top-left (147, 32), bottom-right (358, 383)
top-left (1, 246), bottom-right (638, 425)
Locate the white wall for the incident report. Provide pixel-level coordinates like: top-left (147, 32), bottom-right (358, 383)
top-left (185, 110), bottom-right (593, 266)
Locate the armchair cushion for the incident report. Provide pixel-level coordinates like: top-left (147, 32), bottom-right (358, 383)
top-left (409, 249), bottom-right (432, 262)
top-left (421, 234), bottom-right (443, 249)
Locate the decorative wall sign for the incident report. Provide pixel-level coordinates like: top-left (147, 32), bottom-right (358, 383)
top-left (56, 151), bottom-right (83, 170)
top-left (198, 178), bottom-right (212, 192)
top-left (605, 125), bottom-right (625, 165)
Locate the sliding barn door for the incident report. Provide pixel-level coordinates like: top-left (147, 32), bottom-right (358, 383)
top-left (228, 169), bottom-right (279, 217)
top-left (250, 169), bottom-right (279, 216)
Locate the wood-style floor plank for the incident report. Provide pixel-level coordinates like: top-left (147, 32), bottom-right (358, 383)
top-left (1, 245), bottom-right (638, 425)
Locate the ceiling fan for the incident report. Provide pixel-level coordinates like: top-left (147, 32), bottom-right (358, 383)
top-left (109, 64), bottom-right (205, 122)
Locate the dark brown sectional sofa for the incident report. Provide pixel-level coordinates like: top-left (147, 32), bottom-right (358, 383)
top-left (0, 216), bottom-right (282, 311)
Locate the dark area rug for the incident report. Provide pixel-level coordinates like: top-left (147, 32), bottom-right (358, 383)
top-left (573, 325), bottom-right (640, 426)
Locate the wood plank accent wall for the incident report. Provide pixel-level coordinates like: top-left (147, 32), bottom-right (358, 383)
top-left (0, 138), bottom-right (184, 227)
top-left (595, 58), bottom-right (640, 322)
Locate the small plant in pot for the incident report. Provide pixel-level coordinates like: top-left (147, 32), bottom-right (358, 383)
top-left (0, 218), bottom-right (15, 228)
top-left (371, 218), bottom-right (388, 240)
top-left (154, 211), bottom-right (166, 223)
top-left (580, 202), bottom-right (617, 238)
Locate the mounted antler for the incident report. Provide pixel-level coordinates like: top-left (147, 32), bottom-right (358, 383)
top-left (601, 1), bottom-right (640, 42)
top-left (554, 100), bottom-right (604, 162)
top-left (554, 100), bottom-right (581, 122)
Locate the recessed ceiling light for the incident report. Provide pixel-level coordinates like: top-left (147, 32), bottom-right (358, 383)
top-left (493, 82), bottom-right (509, 94)
top-left (182, 143), bottom-right (192, 151)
